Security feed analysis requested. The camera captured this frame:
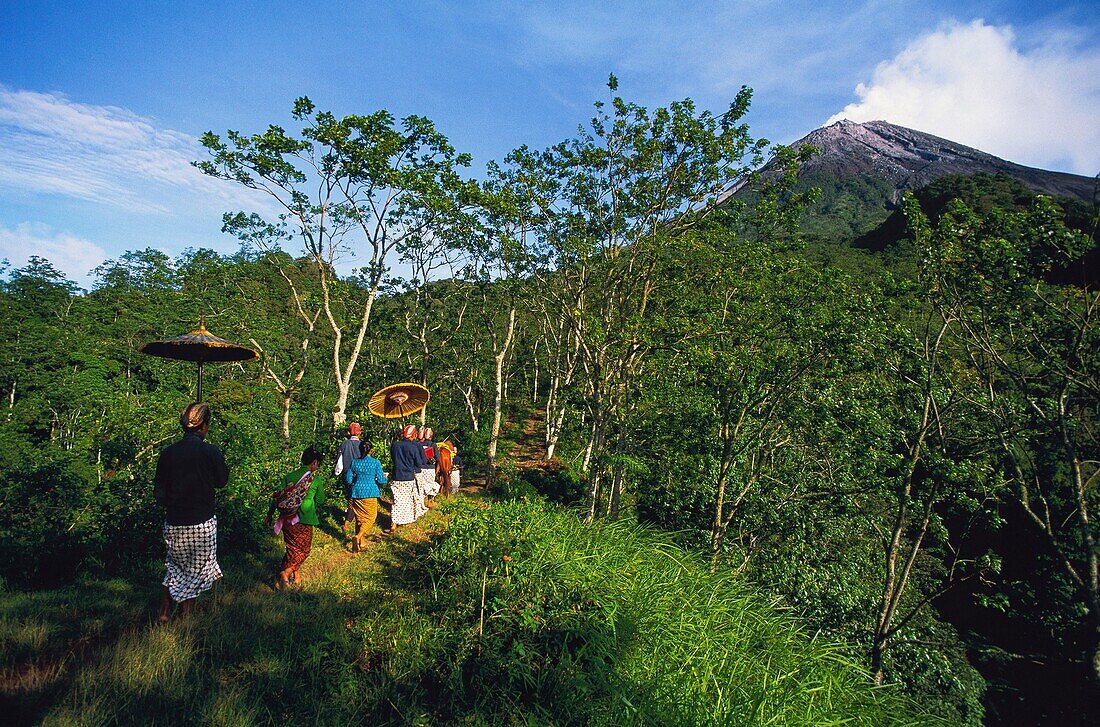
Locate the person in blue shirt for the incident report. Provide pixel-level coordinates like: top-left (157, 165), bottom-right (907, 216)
top-left (389, 424), bottom-right (427, 531)
top-left (344, 440), bottom-right (388, 551)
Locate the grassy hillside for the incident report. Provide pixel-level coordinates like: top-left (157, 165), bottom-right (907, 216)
top-left (3, 496), bottom-right (937, 726)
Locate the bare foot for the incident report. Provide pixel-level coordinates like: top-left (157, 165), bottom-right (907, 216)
top-left (157, 586), bottom-right (173, 623)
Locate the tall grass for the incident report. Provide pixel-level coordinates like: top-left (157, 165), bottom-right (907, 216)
top-left (416, 499), bottom-right (936, 725)
top-left (0, 576), bottom-right (149, 722)
top-left (16, 498), bottom-right (939, 725)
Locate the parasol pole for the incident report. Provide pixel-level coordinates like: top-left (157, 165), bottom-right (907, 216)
top-left (196, 315), bottom-right (206, 402)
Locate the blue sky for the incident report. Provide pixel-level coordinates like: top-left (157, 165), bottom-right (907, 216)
top-left (1, 1), bottom-right (1097, 285)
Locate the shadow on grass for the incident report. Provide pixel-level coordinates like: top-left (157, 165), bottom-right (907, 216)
top-left (318, 501), bottom-right (396, 542)
top-left (25, 514), bottom-right (450, 726)
top-left (38, 576), bottom-right (362, 726)
top-left (0, 577), bottom-right (156, 724)
top-left (1, 544), bottom-right (289, 725)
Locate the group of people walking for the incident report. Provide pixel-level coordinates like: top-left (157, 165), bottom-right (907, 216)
top-left (152, 402), bottom-right (462, 620)
top-left (387, 423), bottom-right (460, 527)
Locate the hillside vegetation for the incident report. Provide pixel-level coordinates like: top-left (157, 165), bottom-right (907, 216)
top-left (1, 82), bottom-right (1097, 724)
top-left (6, 498), bottom-right (934, 726)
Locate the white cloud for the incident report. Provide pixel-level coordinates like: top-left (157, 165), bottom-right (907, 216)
top-left (0, 87), bottom-right (267, 214)
top-left (827, 19), bottom-right (1100, 175)
top-left (0, 222), bottom-right (107, 283)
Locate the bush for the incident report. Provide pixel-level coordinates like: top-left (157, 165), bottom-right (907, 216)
top-left (518, 460), bottom-right (586, 505)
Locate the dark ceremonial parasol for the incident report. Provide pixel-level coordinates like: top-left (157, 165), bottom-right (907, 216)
top-left (141, 317), bottom-right (258, 401)
top-left (368, 382), bottom-right (431, 419)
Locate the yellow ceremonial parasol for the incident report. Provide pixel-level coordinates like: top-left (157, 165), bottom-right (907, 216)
top-left (141, 317), bottom-right (258, 401)
top-left (368, 382), bottom-right (431, 419)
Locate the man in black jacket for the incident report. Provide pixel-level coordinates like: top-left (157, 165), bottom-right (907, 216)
top-left (153, 402), bottom-right (228, 622)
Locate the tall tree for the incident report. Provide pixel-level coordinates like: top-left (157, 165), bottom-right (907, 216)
top-left (532, 76), bottom-right (767, 520)
top-left (470, 152), bottom-right (555, 484)
top-left (196, 97), bottom-right (475, 428)
top-left (914, 194), bottom-right (1100, 681)
top-left (234, 250), bottom-right (323, 448)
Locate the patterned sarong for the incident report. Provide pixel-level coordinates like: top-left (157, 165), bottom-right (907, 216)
top-left (449, 469), bottom-right (460, 495)
top-left (281, 521), bottom-right (313, 572)
top-left (349, 497), bottom-right (379, 550)
top-left (417, 468), bottom-right (440, 498)
top-left (413, 474), bottom-right (428, 519)
top-left (163, 517), bottom-right (222, 601)
top-left (390, 479), bottom-right (418, 526)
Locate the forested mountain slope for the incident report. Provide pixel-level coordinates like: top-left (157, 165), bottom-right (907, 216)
top-left (728, 119), bottom-right (1096, 242)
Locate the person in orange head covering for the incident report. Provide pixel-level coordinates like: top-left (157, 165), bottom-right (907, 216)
top-left (334, 422), bottom-right (363, 531)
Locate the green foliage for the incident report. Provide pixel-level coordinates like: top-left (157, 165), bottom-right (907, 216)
top-left (10, 501), bottom-right (939, 726)
top-left (909, 191), bottom-right (1100, 699)
top-left (519, 461), bottom-right (587, 505)
top-left (5, 87), bottom-right (1098, 721)
top-left (491, 461), bottom-right (586, 505)
top-left (856, 173), bottom-right (1096, 274)
top-left (417, 499), bottom-right (938, 724)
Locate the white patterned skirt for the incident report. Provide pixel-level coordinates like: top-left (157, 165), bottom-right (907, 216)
top-left (412, 473), bottom-right (427, 519)
top-left (163, 516), bottom-right (222, 601)
top-left (450, 469), bottom-right (460, 494)
top-left (390, 479), bottom-right (418, 526)
top-left (418, 468), bottom-right (440, 498)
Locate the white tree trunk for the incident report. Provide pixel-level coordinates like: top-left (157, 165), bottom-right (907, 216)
top-left (487, 306), bottom-right (517, 485)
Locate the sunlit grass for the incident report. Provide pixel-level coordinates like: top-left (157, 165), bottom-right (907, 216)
top-left (9, 496), bottom-right (940, 725)
top-left (415, 499), bottom-right (937, 725)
